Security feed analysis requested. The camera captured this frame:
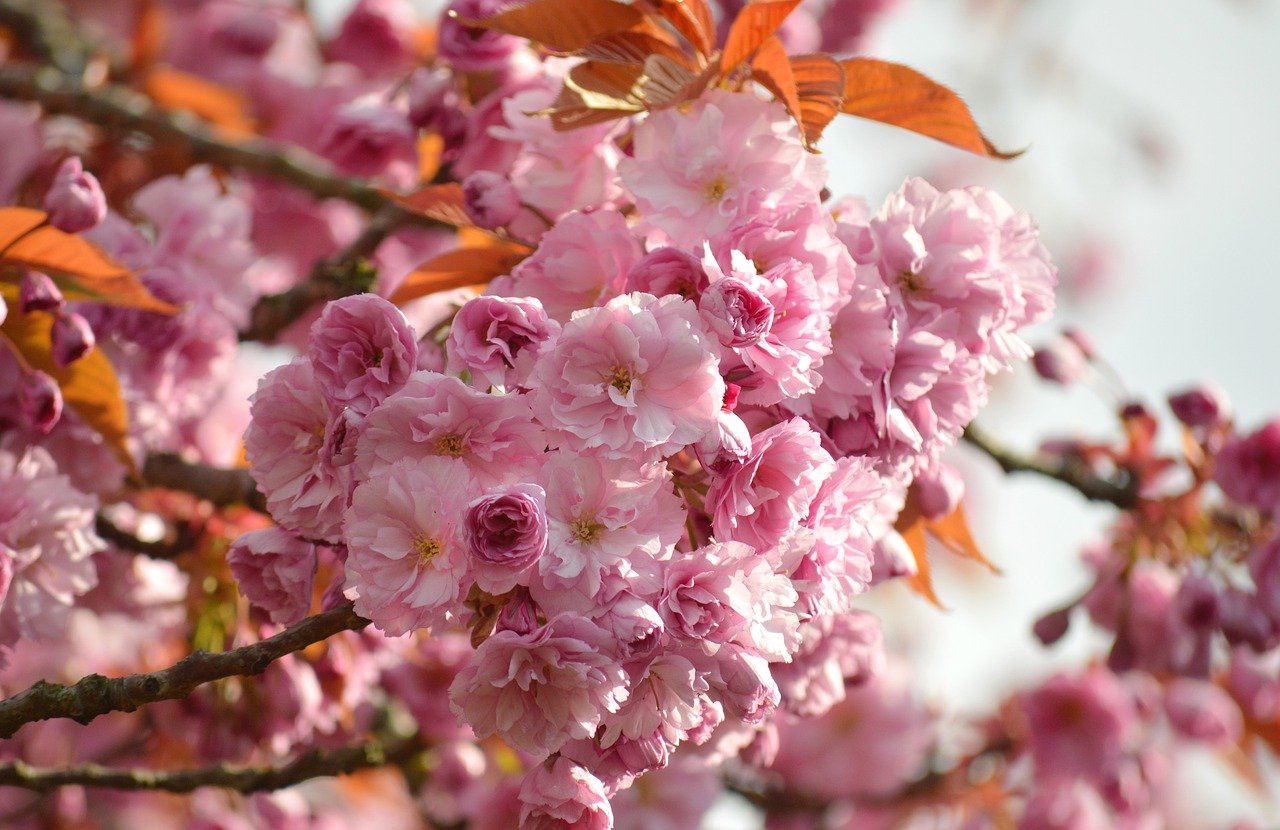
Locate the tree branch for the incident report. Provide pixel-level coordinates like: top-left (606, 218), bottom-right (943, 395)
top-left (0, 605), bottom-right (367, 739)
top-left (0, 64), bottom-right (448, 230)
top-left (962, 422), bottom-right (1139, 509)
top-left (141, 453), bottom-right (266, 513)
top-left (0, 0), bottom-right (97, 77)
top-left (0, 735), bottom-right (424, 794)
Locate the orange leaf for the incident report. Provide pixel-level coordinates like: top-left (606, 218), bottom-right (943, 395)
top-left (542, 61), bottom-right (646, 130)
top-left (637, 54), bottom-right (715, 110)
top-left (790, 53), bottom-right (845, 148)
top-left (144, 68), bottom-right (256, 137)
top-left (898, 518), bottom-right (945, 609)
top-left (129, 0), bottom-right (166, 76)
top-left (387, 182), bottom-right (470, 227)
top-left (750, 37), bottom-right (801, 129)
top-left (839, 58), bottom-right (1020, 159)
top-left (927, 504), bottom-right (1001, 574)
top-left (0, 207), bottom-right (178, 314)
top-left (389, 243), bottom-right (529, 306)
top-left (722, 0), bottom-right (802, 75)
top-left (577, 31), bottom-right (690, 67)
top-left (417, 133), bottom-right (445, 183)
top-left (453, 0), bottom-right (645, 54)
top-left (1, 309), bottom-right (136, 476)
top-left (653, 0), bottom-right (716, 59)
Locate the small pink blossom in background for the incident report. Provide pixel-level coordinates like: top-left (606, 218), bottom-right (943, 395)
top-left (1215, 420), bottom-right (1280, 514)
top-left (316, 98), bottom-right (418, 189)
top-left (1162, 678), bottom-right (1243, 746)
top-left (227, 528), bottom-right (318, 626)
top-left (244, 357), bottom-right (348, 542)
top-left (327, 0), bottom-right (417, 78)
top-left (530, 292), bottom-right (724, 460)
top-left (343, 458), bottom-right (476, 636)
top-left (1168, 382), bottom-right (1231, 429)
top-left (308, 293), bottom-right (418, 415)
top-left (450, 614), bottom-right (629, 756)
top-left (43, 156), bottom-right (106, 233)
top-left (620, 89), bottom-right (825, 247)
top-left (1021, 668), bottom-right (1137, 782)
top-left (518, 756), bottom-right (613, 830)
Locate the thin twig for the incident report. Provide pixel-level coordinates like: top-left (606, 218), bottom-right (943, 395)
top-left (0, 64), bottom-right (448, 230)
top-left (962, 422), bottom-right (1139, 509)
top-left (0, 605), bottom-right (367, 739)
top-left (0, 735), bottom-right (424, 794)
top-left (94, 512), bottom-right (199, 560)
top-left (141, 453), bottom-right (266, 513)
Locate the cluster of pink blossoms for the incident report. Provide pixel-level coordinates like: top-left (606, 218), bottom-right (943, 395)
top-left (233, 72), bottom-right (1056, 822)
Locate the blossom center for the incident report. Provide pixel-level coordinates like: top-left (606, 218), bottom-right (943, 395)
top-left (434, 433), bottom-right (466, 457)
top-left (608, 365), bottom-right (634, 396)
top-left (898, 269), bottom-right (926, 294)
top-left (570, 517), bottom-right (605, 544)
top-left (704, 174), bottom-right (730, 203)
top-left (414, 534), bottom-right (443, 568)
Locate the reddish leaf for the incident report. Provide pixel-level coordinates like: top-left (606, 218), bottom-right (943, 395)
top-left (750, 37), bottom-right (801, 127)
top-left (637, 54), bottom-right (714, 109)
top-left (0, 207), bottom-right (178, 314)
top-left (577, 31), bottom-right (690, 67)
top-left (144, 68), bottom-right (256, 136)
top-left (542, 61), bottom-right (646, 130)
top-left (129, 0), bottom-right (166, 76)
top-left (453, 0), bottom-right (645, 54)
top-left (653, 0), bottom-right (716, 59)
top-left (389, 243), bottom-right (530, 306)
top-left (722, 0), bottom-right (803, 74)
top-left (839, 58), bottom-right (1020, 159)
top-left (790, 54), bottom-right (845, 148)
top-left (898, 518), bottom-right (945, 610)
top-left (1, 309), bottom-right (136, 476)
top-left (927, 505), bottom-right (1001, 574)
top-left (387, 183), bottom-right (470, 227)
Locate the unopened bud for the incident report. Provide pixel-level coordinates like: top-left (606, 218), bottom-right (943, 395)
top-left (19, 370), bottom-right (62, 434)
top-left (915, 463), bottom-right (964, 520)
top-left (461, 171), bottom-right (521, 229)
top-left (51, 312), bottom-right (95, 367)
top-left (43, 157), bottom-right (106, 233)
top-left (19, 270), bottom-right (63, 313)
top-left (1168, 382), bottom-right (1231, 429)
top-left (1032, 338), bottom-right (1086, 385)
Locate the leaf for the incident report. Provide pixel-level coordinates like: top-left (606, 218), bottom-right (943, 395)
top-left (898, 518), bottom-right (945, 609)
top-left (1, 309), bottom-right (136, 476)
top-left (839, 58), bottom-right (1021, 159)
top-left (387, 183), bottom-right (470, 228)
top-left (144, 68), bottom-right (256, 137)
top-left (129, 0), bottom-right (166, 76)
top-left (637, 54), bottom-right (714, 110)
top-left (453, 0), bottom-right (645, 54)
top-left (790, 54), bottom-right (845, 148)
top-left (577, 31), bottom-right (690, 67)
top-left (721, 0), bottom-right (803, 74)
top-left (0, 207), bottom-right (178, 314)
top-left (928, 504), bottom-right (1001, 574)
top-left (653, 0), bottom-right (716, 59)
top-left (389, 242), bottom-right (530, 306)
top-left (750, 37), bottom-right (801, 130)
top-left (542, 61), bottom-right (646, 130)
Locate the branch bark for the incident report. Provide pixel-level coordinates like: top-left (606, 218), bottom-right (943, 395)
top-left (0, 605), bottom-right (367, 739)
top-left (0, 735), bottom-right (424, 794)
top-left (963, 422), bottom-right (1139, 509)
top-left (0, 64), bottom-right (448, 231)
top-left (141, 453), bottom-right (266, 513)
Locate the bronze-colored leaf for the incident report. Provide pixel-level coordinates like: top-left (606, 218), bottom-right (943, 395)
top-left (839, 58), bottom-right (1021, 158)
top-left (1, 308), bottom-right (136, 476)
top-left (577, 31), bottom-right (690, 67)
top-left (389, 243), bottom-right (530, 306)
top-left (653, 0), bottom-right (716, 59)
top-left (129, 0), bottom-right (166, 76)
top-left (386, 182), bottom-right (470, 228)
top-left (898, 518), bottom-right (945, 610)
top-left (722, 0), bottom-right (803, 75)
top-left (638, 54), bottom-right (719, 110)
top-left (542, 61), bottom-right (646, 130)
top-left (0, 207), bottom-right (178, 314)
top-left (453, 0), bottom-right (645, 54)
top-left (790, 53), bottom-right (845, 148)
top-left (928, 504), bottom-right (1001, 574)
top-left (144, 68), bottom-right (257, 137)
top-left (750, 36), bottom-right (801, 129)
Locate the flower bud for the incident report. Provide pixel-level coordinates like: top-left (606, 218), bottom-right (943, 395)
top-left (1163, 679), bottom-right (1242, 746)
top-left (1215, 420), bottom-right (1280, 513)
top-left (699, 278), bottom-right (775, 348)
top-left (329, 0), bottom-right (415, 77)
top-left (693, 410), bottom-right (751, 475)
top-left (1168, 382), bottom-right (1231, 429)
top-left (50, 311), bottom-right (95, 367)
top-left (19, 270), bottom-right (63, 313)
top-left (1061, 326), bottom-right (1096, 359)
top-left (1033, 605), bottom-right (1073, 647)
top-left (462, 171), bottom-right (521, 230)
top-left (624, 247), bottom-right (707, 297)
top-left (43, 157), bottom-right (106, 233)
top-left (1032, 337), bottom-right (1086, 385)
top-left (19, 369), bottom-right (62, 434)
top-left (317, 99), bottom-right (417, 185)
top-left (915, 463), bottom-right (964, 520)
top-left (464, 484), bottom-right (547, 594)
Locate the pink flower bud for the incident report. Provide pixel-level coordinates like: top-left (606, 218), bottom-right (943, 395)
top-left (914, 463), bottom-right (964, 520)
top-left (1168, 382), bottom-right (1230, 429)
top-left (19, 270), bottom-right (63, 313)
top-left (438, 0), bottom-right (524, 73)
top-left (1061, 326), bottom-right (1096, 359)
top-left (464, 483), bottom-right (547, 594)
top-left (624, 247), bottom-right (708, 298)
top-left (317, 100), bottom-right (417, 186)
top-left (462, 171), bottom-right (521, 229)
top-left (329, 0), bottom-right (416, 77)
top-left (1215, 420), bottom-right (1280, 513)
top-left (19, 369), bottom-right (62, 434)
top-left (407, 67), bottom-right (460, 131)
top-left (43, 157), bottom-right (106, 233)
top-left (1163, 679), bottom-right (1242, 746)
top-left (699, 277), bottom-right (775, 348)
top-left (50, 312), bottom-right (95, 367)
top-left (1032, 338), bottom-right (1086, 385)
top-left (1033, 605), bottom-right (1073, 646)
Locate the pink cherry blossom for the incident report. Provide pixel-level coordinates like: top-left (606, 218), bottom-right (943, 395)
top-left (308, 293), bottom-right (418, 415)
top-left (227, 528), bottom-right (318, 625)
top-left (518, 756), bottom-right (613, 830)
top-left (446, 295), bottom-right (560, 391)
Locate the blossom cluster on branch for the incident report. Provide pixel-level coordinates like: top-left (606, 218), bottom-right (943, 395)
top-left (0, 0), bottom-right (1274, 829)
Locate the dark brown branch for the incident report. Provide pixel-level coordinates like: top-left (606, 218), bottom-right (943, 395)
top-left (0, 64), bottom-right (448, 230)
top-left (962, 422), bottom-right (1138, 509)
top-left (141, 453), bottom-right (266, 513)
top-left (240, 206), bottom-right (400, 343)
top-left (0, 605), bottom-right (367, 739)
top-left (0, 735), bottom-right (423, 794)
top-left (94, 512), bottom-right (199, 560)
